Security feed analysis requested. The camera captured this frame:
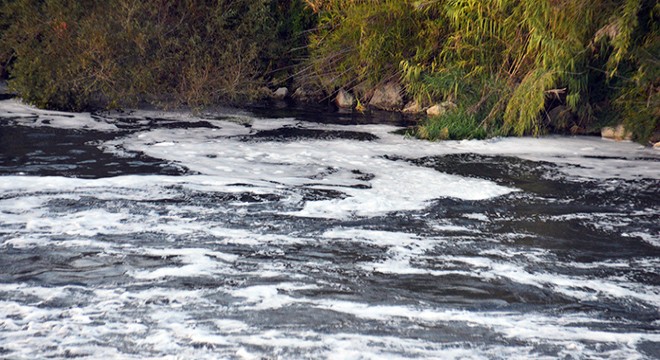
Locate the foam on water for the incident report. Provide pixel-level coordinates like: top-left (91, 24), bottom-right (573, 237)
top-left (0, 100), bottom-right (658, 359)
top-left (108, 126), bottom-right (515, 219)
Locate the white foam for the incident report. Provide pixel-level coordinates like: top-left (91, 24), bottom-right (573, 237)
top-left (314, 299), bottom-right (660, 344)
top-left (358, 128), bottom-right (660, 180)
top-left (0, 98), bottom-right (119, 131)
top-left (231, 283), bottom-right (318, 310)
top-left (129, 248), bottom-right (238, 280)
top-left (623, 231), bottom-right (660, 247)
top-left (463, 213), bottom-right (490, 221)
top-left (1, 100), bottom-right (658, 359)
top-left (110, 123), bottom-right (515, 219)
top-left (320, 228), bottom-right (660, 308)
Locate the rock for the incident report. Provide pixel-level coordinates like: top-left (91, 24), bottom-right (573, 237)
top-left (352, 82), bottom-right (374, 104)
top-left (335, 88), bottom-right (355, 108)
top-left (546, 105), bottom-right (573, 126)
top-left (402, 100), bottom-right (423, 114)
top-left (292, 87), bottom-right (324, 103)
top-left (273, 87), bottom-right (289, 100)
top-left (600, 127), bottom-right (615, 138)
top-left (649, 131), bottom-right (660, 144)
top-left (369, 82), bottom-right (403, 111)
top-left (426, 101), bottom-right (456, 117)
top-left (601, 124), bottom-right (632, 141)
top-left (292, 87), bottom-right (308, 100)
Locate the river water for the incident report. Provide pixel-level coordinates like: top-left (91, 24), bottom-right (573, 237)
top-left (0, 99), bottom-right (658, 359)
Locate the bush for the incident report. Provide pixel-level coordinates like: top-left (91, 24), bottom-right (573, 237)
top-left (306, 0), bottom-right (659, 143)
top-left (268, 0), bottom-right (317, 87)
top-left (303, 0), bottom-right (435, 96)
top-left (1, 0), bottom-right (657, 142)
top-left (0, 0), bottom-right (281, 110)
top-left (608, 2), bottom-right (659, 143)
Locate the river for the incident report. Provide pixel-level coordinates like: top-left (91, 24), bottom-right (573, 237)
top-left (0, 99), bottom-right (658, 359)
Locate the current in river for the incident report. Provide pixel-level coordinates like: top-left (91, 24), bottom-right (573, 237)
top-left (0, 99), bottom-right (658, 359)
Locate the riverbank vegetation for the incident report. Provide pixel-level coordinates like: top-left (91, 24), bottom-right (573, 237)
top-left (0, 0), bottom-right (315, 109)
top-left (0, 0), bottom-right (657, 143)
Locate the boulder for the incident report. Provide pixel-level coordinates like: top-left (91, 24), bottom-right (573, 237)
top-left (273, 87), bottom-right (289, 100)
top-left (352, 82), bottom-right (374, 104)
top-left (335, 88), bottom-right (355, 108)
top-left (369, 82), bottom-right (403, 111)
top-left (292, 86), bottom-right (324, 103)
top-left (649, 130), bottom-right (660, 144)
top-left (546, 105), bottom-right (573, 126)
top-left (426, 101), bottom-right (457, 117)
top-left (402, 100), bottom-right (423, 114)
top-left (601, 124), bottom-right (632, 141)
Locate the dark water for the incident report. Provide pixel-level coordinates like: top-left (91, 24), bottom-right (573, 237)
top-left (0, 125), bottom-right (189, 178)
top-left (0, 103), bottom-right (658, 359)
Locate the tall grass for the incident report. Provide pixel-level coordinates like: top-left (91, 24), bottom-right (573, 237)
top-left (305, 0), bottom-right (659, 143)
top-left (1, 0), bottom-right (657, 143)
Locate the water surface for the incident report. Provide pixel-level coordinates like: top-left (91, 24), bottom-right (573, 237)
top-left (0, 99), bottom-right (658, 359)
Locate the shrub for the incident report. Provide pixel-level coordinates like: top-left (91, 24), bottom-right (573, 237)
top-left (268, 0), bottom-right (317, 87)
top-left (0, 0), bottom-right (280, 110)
top-left (605, 1), bottom-right (659, 143)
top-left (412, 0), bottom-right (658, 142)
top-left (307, 0), bottom-right (658, 143)
top-left (303, 0), bottom-right (435, 96)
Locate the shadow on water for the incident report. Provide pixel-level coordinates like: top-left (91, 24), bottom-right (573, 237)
top-left (0, 124), bottom-right (190, 178)
top-left (244, 127), bottom-right (379, 142)
top-left (247, 102), bottom-right (419, 127)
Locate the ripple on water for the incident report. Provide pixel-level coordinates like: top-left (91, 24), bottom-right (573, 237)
top-left (0, 100), bottom-right (658, 359)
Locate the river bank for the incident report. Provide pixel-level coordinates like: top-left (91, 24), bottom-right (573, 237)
top-left (257, 85), bottom-right (660, 147)
top-left (2, 84), bottom-right (658, 148)
top-left (2, 1), bottom-right (657, 145)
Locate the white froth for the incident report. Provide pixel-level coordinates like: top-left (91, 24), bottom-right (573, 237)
top-left (623, 231), bottom-right (660, 247)
top-left (1, 100), bottom-right (658, 359)
top-left (463, 213), bottom-right (490, 221)
top-left (231, 283), bottom-right (318, 310)
top-left (0, 98), bottom-right (119, 131)
top-left (130, 248), bottom-right (238, 280)
top-left (356, 130), bottom-right (660, 180)
top-left (110, 124), bottom-right (515, 219)
top-left (315, 299), bottom-right (660, 345)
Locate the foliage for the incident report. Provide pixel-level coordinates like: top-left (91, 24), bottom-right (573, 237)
top-left (268, 0), bottom-right (317, 87)
top-left (416, 107), bottom-right (487, 141)
top-left (0, 0), bottom-right (281, 110)
top-left (306, 0), bottom-right (658, 143)
top-left (606, 2), bottom-right (659, 143)
top-left (303, 0), bottom-right (435, 96)
top-left (0, 0), bottom-right (657, 143)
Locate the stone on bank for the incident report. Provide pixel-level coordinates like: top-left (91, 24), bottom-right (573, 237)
top-left (369, 82), bottom-right (403, 111)
top-left (426, 101), bottom-right (457, 117)
top-left (335, 88), bottom-right (355, 109)
top-left (402, 100), bottom-right (423, 114)
top-left (273, 87), bottom-right (289, 100)
top-left (601, 125), bottom-right (632, 141)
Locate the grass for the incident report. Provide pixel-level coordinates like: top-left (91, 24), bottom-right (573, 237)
top-left (416, 107), bottom-right (488, 141)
